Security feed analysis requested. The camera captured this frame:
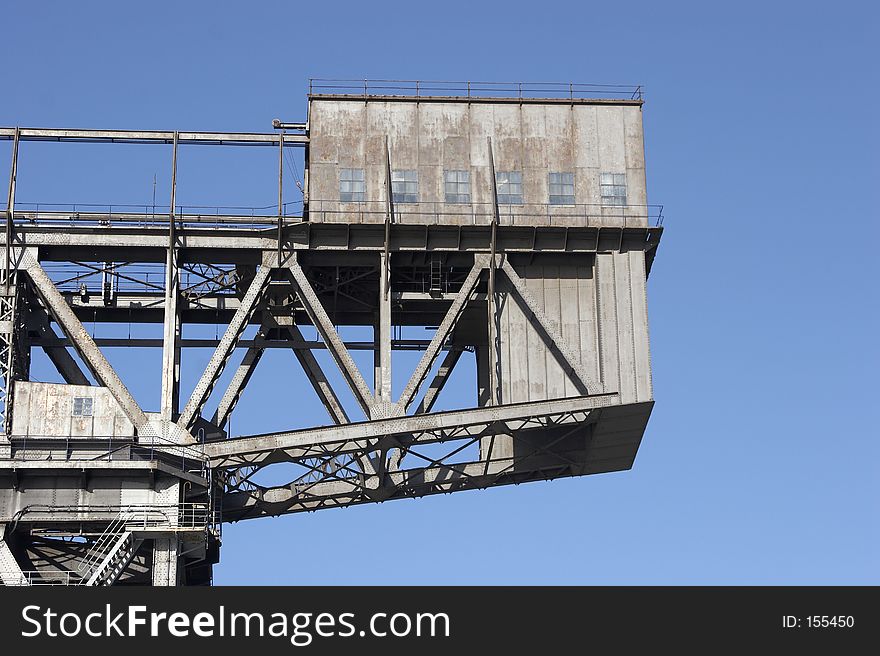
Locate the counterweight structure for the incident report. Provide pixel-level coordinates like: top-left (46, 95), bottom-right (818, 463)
top-left (0, 80), bottom-right (662, 585)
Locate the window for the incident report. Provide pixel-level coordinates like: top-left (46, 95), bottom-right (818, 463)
top-left (549, 172), bottom-right (575, 205)
top-left (339, 168), bottom-right (366, 202)
top-left (72, 396), bottom-right (93, 417)
top-left (392, 169), bottom-right (419, 203)
top-left (444, 170), bottom-right (471, 204)
top-left (495, 171), bottom-right (523, 205)
top-left (600, 173), bottom-right (627, 206)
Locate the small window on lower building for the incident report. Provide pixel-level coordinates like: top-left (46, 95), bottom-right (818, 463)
top-left (73, 397), bottom-right (93, 417)
top-left (339, 168), bottom-right (366, 202)
top-left (549, 172), bottom-right (575, 205)
top-left (444, 170), bottom-right (471, 204)
top-left (392, 169), bottom-right (419, 203)
top-left (600, 173), bottom-right (627, 206)
top-left (496, 171), bottom-right (523, 205)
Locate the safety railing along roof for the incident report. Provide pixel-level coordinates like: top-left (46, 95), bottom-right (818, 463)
top-left (7, 200), bottom-right (663, 228)
top-left (309, 78), bottom-right (644, 101)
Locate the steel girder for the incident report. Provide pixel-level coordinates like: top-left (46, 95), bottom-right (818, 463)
top-left (211, 395), bottom-right (649, 521)
top-left (1, 241), bottom-right (656, 530)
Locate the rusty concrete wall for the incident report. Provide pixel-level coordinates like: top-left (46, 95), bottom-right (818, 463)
top-left (11, 382), bottom-right (135, 438)
top-left (308, 97), bottom-right (648, 227)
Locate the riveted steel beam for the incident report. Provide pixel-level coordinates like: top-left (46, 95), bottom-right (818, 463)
top-left (415, 348), bottom-right (462, 415)
top-left (22, 255), bottom-right (150, 431)
top-left (0, 127), bottom-right (306, 146)
top-left (288, 258), bottom-right (375, 417)
top-left (206, 393), bottom-right (620, 468)
top-left (30, 308), bottom-right (90, 386)
top-left (178, 254), bottom-right (273, 431)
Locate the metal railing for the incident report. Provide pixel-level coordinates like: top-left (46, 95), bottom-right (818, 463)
top-left (7, 503), bottom-right (215, 585)
top-left (76, 509), bottom-right (132, 582)
top-left (6, 201), bottom-right (303, 230)
top-left (7, 433), bottom-right (207, 476)
top-left (12, 503), bottom-right (214, 530)
top-left (4, 199), bottom-right (663, 229)
top-left (9, 570), bottom-right (79, 586)
top-left (309, 78), bottom-right (644, 101)
top-left (309, 199), bottom-right (664, 228)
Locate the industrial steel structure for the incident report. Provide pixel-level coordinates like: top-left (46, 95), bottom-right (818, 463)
top-left (0, 80), bottom-right (662, 585)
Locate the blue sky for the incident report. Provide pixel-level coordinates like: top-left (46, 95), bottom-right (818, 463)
top-left (2, 0), bottom-right (877, 584)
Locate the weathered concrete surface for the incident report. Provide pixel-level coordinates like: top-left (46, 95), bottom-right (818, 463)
top-left (308, 97), bottom-right (648, 227)
top-left (12, 382), bottom-right (134, 439)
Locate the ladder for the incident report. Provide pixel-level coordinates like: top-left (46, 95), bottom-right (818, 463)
top-left (429, 255), bottom-right (443, 294)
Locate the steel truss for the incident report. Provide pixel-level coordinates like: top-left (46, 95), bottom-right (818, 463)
top-left (0, 122), bottom-right (660, 586)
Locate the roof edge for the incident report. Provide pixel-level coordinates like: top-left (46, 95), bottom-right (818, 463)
top-left (308, 93), bottom-right (643, 106)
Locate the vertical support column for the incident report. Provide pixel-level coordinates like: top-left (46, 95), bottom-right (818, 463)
top-left (486, 137), bottom-right (500, 405)
top-left (152, 477), bottom-right (181, 586)
top-left (159, 249), bottom-right (181, 422)
top-left (160, 133), bottom-right (181, 426)
top-left (375, 251), bottom-right (392, 413)
top-left (151, 537), bottom-right (180, 586)
top-left (1, 131), bottom-right (21, 447)
top-left (4, 127), bottom-right (19, 294)
top-left (477, 344), bottom-right (509, 467)
top-left (376, 142), bottom-right (394, 416)
top-left (277, 130), bottom-right (284, 265)
top-left (384, 136), bottom-right (394, 225)
top-left (302, 123), bottom-right (310, 221)
top-left (475, 346), bottom-right (490, 407)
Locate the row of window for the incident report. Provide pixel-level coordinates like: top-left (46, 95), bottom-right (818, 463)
top-left (339, 169), bottom-right (628, 206)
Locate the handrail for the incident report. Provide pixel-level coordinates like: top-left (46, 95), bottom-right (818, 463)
top-left (308, 199), bottom-right (665, 228)
top-left (5, 199), bottom-right (664, 228)
top-left (10, 201), bottom-right (302, 215)
top-left (8, 503), bottom-right (216, 585)
top-left (12, 503), bottom-right (213, 529)
top-left (9, 570), bottom-right (79, 586)
top-left (77, 510), bottom-right (131, 579)
top-left (7, 433), bottom-right (207, 476)
top-left (8, 433), bottom-right (205, 457)
top-left (309, 78), bottom-right (644, 101)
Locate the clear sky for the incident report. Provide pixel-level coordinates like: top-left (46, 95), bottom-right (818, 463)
top-left (2, 0), bottom-right (877, 584)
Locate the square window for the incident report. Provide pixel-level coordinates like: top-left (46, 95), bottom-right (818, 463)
top-left (392, 169), bottom-right (419, 204)
top-left (549, 172), bottom-right (575, 205)
top-left (339, 168), bottom-right (366, 202)
top-left (496, 171), bottom-right (523, 205)
top-left (72, 396), bottom-right (93, 417)
top-left (601, 172), bottom-right (627, 207)
top-left (444, 170), bottom-right (471, 204)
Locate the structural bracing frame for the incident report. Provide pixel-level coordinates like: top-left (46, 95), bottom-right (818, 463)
top-left (0, 106), bottom-right (660, 585)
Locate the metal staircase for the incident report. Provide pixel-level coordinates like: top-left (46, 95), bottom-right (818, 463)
top-left (77, 513), bottom-right (143, 586)
top-left (0, 504), bottom-right (211, 586)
